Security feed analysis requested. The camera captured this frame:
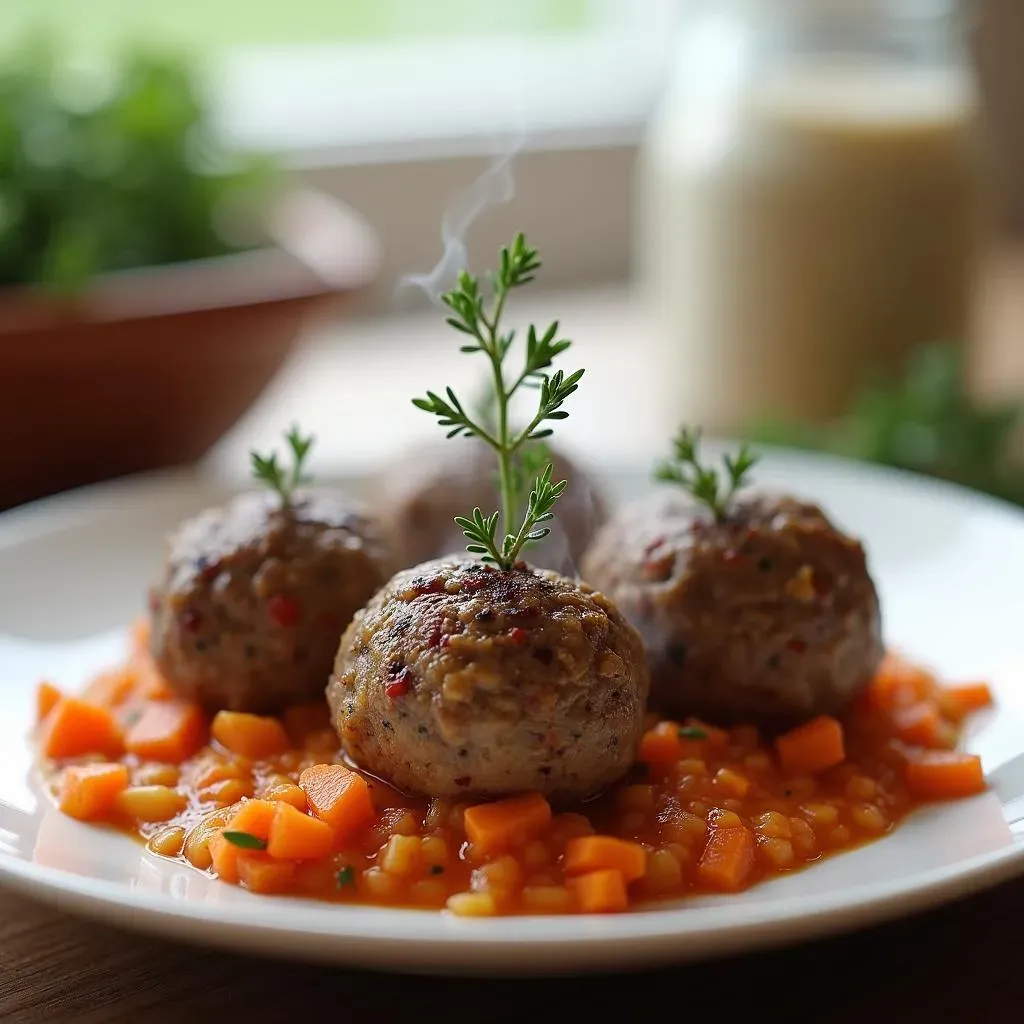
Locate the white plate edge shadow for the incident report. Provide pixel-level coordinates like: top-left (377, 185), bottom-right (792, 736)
top-left (1, 447), bottom-right (1024, 974)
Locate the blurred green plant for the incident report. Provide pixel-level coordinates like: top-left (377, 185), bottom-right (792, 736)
top-left (0, 37), bottom-right (275, 291)
top-left (751, 344), bottom-right (1024, 506)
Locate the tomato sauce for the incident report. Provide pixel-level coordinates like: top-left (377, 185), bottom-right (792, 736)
top-left (35, 625), bottom-right (991, 916)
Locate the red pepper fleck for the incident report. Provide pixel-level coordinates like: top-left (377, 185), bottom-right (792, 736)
top-left (722, 550), bottom-right (744, 565)
top-left (268, 594), bottom-right (301, 628)
top-left (439, 634), bottom-right (451, 649)
top-left (508, 627), bottom-right (527, 645)
top-left (181, 609), bottom-right (202, 633)
top-left (200, 561), bottom-right (221, 583)
top-left (642, 552), bottom-right (675, 582)
top-left (385, 665), bottom-right (413, 699)
top-left (643, 535), bottom-right (666, 558)
top-left (787, 639), bottom-right (807, 654)
top-left (812, 570), bottom-right (833, 598)
top-left (453, 775), bottom-right (472, 787)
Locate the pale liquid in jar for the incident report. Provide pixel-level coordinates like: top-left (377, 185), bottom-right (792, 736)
top-left (636, 62), bottom-right (983, 433)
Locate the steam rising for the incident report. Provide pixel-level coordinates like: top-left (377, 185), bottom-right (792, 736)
top-left (396, 134), bottom-right (522, 305)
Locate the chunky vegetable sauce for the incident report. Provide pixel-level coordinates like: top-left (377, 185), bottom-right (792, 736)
top-left (35, 623), bottom-right (991, 916)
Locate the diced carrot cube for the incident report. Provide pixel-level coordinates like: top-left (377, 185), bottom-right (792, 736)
top-left (563, 835), bottom-right (647, 882)
top-left (892, 703), bottom-right (945, 748)
top-left (776, 716), bottom-right (845, 776)
top-left (40, 697), bottom-right (125, 760)
top-left (937, 683), bottom-right (993, 722)
top-left (36, 681), bottom-right (63, 724)
top-left (567, 869), bottom-right (628, 913)
top-left (125, 701), bottom-right (207, 764)
top-left (904, 752), bottom-right (986, 799)
top-left (637, 721), bottom-right (685, 764)
top-left (697, 827), bottom-right (755, 892)
top-left (209, 833), bottom-right (241, 884)
top-left (267, 801), bottom-right (336, 861)
top-left (237, 853), bottom-right (297, 894)
top-left (58, 763), bottom-right (130, 821)
top-left (463, 793), bottom-right (553, 854)
top-left (299, 765), bottom-right (375, 840)
top-left (226, 799), bottom-right (277, 841)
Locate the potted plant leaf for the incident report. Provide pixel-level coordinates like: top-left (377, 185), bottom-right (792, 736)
top-left (0, 39), bottom-right (380, 510)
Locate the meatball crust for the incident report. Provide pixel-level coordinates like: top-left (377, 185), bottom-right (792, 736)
top-left (328, 557), bottom-right (649, 801)
top-left (580, 491), bottom-right (883, 729)
top-left (149, 489), bottom-right (394, 714)
top-left (370, 440), bottom-right (608, 573)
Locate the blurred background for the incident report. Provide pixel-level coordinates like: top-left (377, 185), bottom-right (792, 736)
top-left (1, 0), bottom-right (1022, 510)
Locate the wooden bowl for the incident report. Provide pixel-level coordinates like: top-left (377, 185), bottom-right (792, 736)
top-left (0, 189), bottom-right (381, 511)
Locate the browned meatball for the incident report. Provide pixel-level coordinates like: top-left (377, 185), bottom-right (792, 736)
top-left (369, 440), bottom-right (608, 574)
top-left (328, 556), bottom-right (649, 801)
top-left (580, 491), bottom-right (883, 729)
top-left (149, 489), bottom-right (394, 714)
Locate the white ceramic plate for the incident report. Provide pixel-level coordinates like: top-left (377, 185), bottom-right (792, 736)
top-left (2, 450), bottom-right (1024, 976)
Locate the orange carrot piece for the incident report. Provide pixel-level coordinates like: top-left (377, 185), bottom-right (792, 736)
top-left (891, 703), bottom-right (946, 748)
top-left (683, 717), bottom-right (729, 751)
top-left (226, 799), bottom-right (277, 841)
top-left (211, 711), bottom-right (290, 760)
top-left (938, 683), bottom-right (993, 721)
top-left (776, 715), bottom-right (845, 776)
top-left (697, 827), bottom-right (755, 892)
top-left (237, 853), bottom-right (297, 895)
top-left (299, 765), bottom-right (375, 840)
top-left (125, 701), bottom-right (207, 764)
top-left (567, 868), bottom-right (628, 913)
top-left (58, 763), bottom-right (130, 821)
top-left (40, 697), bottom-right (125, 760)
top-left (637, 722), bottom-right (685, 764)
top-left (563, 835), bottom-right (647, 883)
top-left (83, 668), bottom-right (137, 708)
top-left (904, 751), bottom-right (985, 799)
top-left (36, 681), bottom-right (63, 724)
top-left (463, 792), bottom-right (553, 853)
top-left (637, 719), bottom-right (728, 765)
top-left (209, 833), bottom-right (241, 884)
top-left (866, 655), bottom-right (932, 711)
top-left (267, 801), bottom-right (336, 861)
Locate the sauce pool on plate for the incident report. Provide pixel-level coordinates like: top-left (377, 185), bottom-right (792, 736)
top-left (33, 623), bottom-right (991, 916)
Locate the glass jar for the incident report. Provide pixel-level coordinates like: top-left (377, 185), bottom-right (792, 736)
top-left (634, 0), bottom-right (986, 435)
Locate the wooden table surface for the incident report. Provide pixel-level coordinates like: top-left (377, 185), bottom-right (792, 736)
top-left (2, 875), bottom-right (1023, 1023)
top-left (2, 250), bottom-right (1023, 1022)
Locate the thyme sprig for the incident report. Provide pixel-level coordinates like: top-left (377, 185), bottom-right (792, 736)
top-left (655, 426), bottom-right (758, 520)
top-left (413, 234), bottom-right (583, 570)
top-left (251, 425), bottom-right (314, 505)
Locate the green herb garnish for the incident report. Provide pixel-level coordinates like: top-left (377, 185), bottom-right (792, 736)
top-left (222, 831), bottom-right (268, 851)
top-left (678, 726), bottom-right (708, 741)
top-left (655, 426), bottom-right (758, 521)
top-left (336, 865), bottom-right (356, 888)
top-left (751, 343), bottom-right (1024, 507)
top-left (251, 425), bottom-right (315, 505)
top-left (413, 234), bottom-right (583, 570)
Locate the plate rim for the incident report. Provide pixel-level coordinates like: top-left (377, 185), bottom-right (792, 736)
top-left (2, 447), bottom-right (1024, 973)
